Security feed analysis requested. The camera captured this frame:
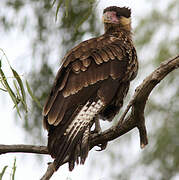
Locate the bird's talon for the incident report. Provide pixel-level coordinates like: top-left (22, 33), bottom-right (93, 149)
top-left (96, 142), bottom-right (108, 151)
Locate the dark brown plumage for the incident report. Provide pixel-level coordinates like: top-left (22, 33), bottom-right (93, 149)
top-left (43, 6), bottom-right (138, 171)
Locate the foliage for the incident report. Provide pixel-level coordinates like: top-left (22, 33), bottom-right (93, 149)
top-left (0, 166), bottom-right (8, 180)
top-left (11, 158), bottom-right (17, 180)
top-left (0, 158), bottom-right (16, 180)
top-left (53, 0), bottom-right (96, 27)
top-left (0, 49), bottom-right (42, 118)
top-left (0, 49), bottom-right (27, 117)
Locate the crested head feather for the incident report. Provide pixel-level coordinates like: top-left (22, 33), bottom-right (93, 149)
top-left (103, 6), bottom-right (131, 18)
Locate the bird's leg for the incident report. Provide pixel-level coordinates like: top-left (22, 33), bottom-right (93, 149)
top-left (93, 115), bottom-right (102, 134)
top-left (94, 116), bottom-right (108, 151)
top-left (91, 116), bottom-right (107, 151)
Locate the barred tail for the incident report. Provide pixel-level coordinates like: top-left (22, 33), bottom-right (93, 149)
top-left (48, 99), bottom-right (104, 171)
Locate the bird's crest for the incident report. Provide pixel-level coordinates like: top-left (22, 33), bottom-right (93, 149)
top-left (103, 6), bottom-right (131, 18)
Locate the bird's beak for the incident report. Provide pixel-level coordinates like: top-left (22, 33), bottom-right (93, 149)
top-left (102, 12), bottom-right (111, 23)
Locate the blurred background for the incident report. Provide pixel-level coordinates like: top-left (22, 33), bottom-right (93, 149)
top-left (0, 0), bottom-right (178, 179)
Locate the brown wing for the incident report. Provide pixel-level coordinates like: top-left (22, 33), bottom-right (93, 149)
top-left (42, 34), bottom-right (135, 129)
top-left (43, 33), bottom-right (138, 171)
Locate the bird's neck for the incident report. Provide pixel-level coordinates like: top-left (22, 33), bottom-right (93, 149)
top-left (104, 23), bottom-right (132, 38)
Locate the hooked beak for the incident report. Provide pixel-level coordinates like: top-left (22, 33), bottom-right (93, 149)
top-left (102, 12), bottom-right (112, 23)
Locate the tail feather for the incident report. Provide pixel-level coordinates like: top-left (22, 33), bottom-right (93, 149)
top-left (80, 126), bottom-right (90, 164)
top-left (55, 103), bottom-right (91, 167)
top-left (49, 99), bottom-right (105, 170)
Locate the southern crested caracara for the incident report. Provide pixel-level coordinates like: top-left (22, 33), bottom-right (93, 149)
top-left (43, 6), bottom-right (138, 171)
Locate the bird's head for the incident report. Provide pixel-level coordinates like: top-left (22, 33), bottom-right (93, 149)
top-left (103, 6), bottom-right (131, 33)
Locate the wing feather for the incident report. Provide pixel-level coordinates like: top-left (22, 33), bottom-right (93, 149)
top-left (81, 58), bottom-right (91, 67)
top-left (99, 49), bottom-right (110, 62)
top-left (91, 52), bottom-right (103, 65)
top-left (103, 47), bottom-right (115, 60)
top-left (110, 44), bottom-right (124, 60)
top-left (43, 34), bottom-right (132, 127)
top-left (72, 61), bottom-right (82, 73)
top-left (54, 102), bottom-right (68, 126)
top-left (43, 67), bottom-right (67, 116)
top-left (47, 94), bottom-right (65, 125)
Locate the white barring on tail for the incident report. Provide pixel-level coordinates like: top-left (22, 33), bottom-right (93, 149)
top-left (64, 99), bottom-right (104, 137)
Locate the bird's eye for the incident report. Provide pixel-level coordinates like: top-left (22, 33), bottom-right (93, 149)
top-left (116, 12), bottom-right (121, 18)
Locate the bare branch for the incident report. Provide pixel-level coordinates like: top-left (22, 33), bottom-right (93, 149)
top-left (40, 162), bottom-right (56, 180)
top-left (90, 54), bottom-right (179, 148)
top-left (0, 144), bottom-right (48, 155)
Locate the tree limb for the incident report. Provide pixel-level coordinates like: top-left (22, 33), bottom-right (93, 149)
top-left (90, 54), bottom-right (179, 148)
top-left (0, 144), bottom-right (48, 155)
top-left (40, 162), bottom-right (56, 180)
top-left (0, 55), bottom-right (178, 180)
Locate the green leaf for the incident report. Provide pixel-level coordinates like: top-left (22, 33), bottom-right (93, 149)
top-left (55, 0), bottom-right (63, 21)
top-left (75, 5), bottom-right (93, 31)
top-left (26, 80), bottom-right (42, 109)
top-left (0, 69), bottom-right (16, 98)
top-left (0, 87), bottom-right (7, 92)
top-left (11, 68), bottom-right (27, 112)
top-left (11, 158), bottom-right (16, 180)
top-left (0, 68), bottom-right (21, 117)
top-left (0, 48), bottom-right (11, 67)
top-left (52, 0), bottom-right (57, 7)
top-left (65, 0), bottom-right (71, 17)
top-left (0, 166), bottom-right (8, 180)
top-left (13, 80), bottom-right (28, 112)
top-left (13, 80), bottom-right (20, 97)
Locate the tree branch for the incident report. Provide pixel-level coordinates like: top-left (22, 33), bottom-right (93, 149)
top-left (0, 144), bottom-right (48, 155)
top-left (40, 162), bottom-right (56, 180)
top-left (90, 54), bottom-right (179, 148)
top-left (0, 55), bottom-right (178, 180)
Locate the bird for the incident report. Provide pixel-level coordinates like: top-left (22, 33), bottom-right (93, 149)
top-left (42, 6), bottom-right (138, 171)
